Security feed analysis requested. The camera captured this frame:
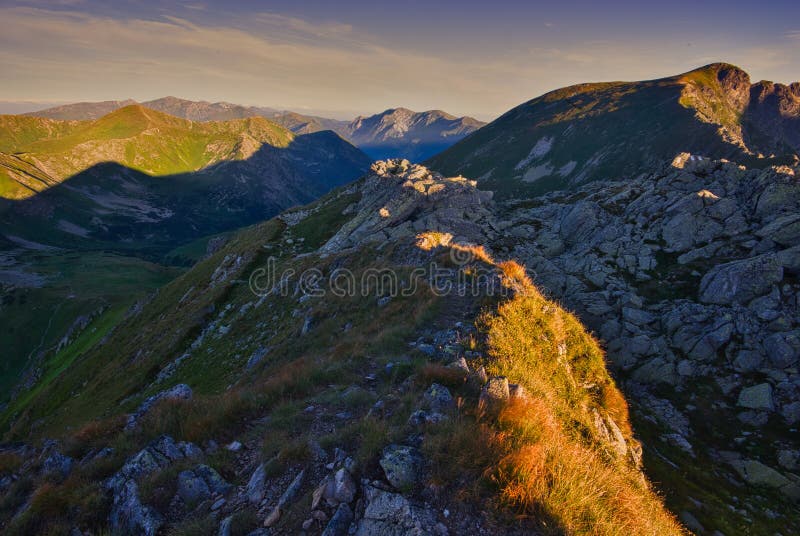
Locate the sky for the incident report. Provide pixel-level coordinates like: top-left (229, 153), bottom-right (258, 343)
top-left (1, 0), bottom-right (799, 120)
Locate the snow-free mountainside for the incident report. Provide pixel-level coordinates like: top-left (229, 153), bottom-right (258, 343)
top-left (26, 99), bottom-right (486, 163)
top-left (1, 63), bottom-right (800, 535)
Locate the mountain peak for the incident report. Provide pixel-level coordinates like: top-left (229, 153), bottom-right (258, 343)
top-left (429, 63), bottom-right (799, 197)
top-left (346, 108), bottom-right (486, 161)
top-left (98, 103), bottom-right (179, 128)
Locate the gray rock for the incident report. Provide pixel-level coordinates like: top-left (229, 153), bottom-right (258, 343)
top-left (416, 343), bottom-right (436, 357)
top-left (732, 350), bottom-right (763, 372)
top-left (380, 445), bottom-right (423, 490)
top-left (447, 357), bottom-right (470, 373)
top-left (321, 503), bottom-right (353, 536)
top-left (41, 451), bottom-right (73, 480)
top-left (246, 347), bottom-right (268, 370)
top-left (679, 511), bottom-right (705, 534)
top-left (218, 515), bottom-right (232, 536)
top-left (178, 469), bottom-right (211, 505)
top-left (354, 485), bottom-right (446, 536)
top-left (423, 383), bottom-right (455, 412)
top-left (109, 480), bottom-right (164, 536)
top-left (264, 469), bottom-right (305, 527)
top-left (247, 463), bottom-right (267, 504)
top-left (106, 435), bottom-right (201, 493)
top-left (106, 436), bottom-right (202, 535)
top-left (777, 450), bottom-right (799, 470)
top-left (699, 254), bottom-right (783, 305)
top-left (737, 411), bottom-right (769, 426)
top-left (737, 383), bottom-right (774, 411)
top-left (313, 468), bottom-right (357, 508)
top-left (781, 401), bottom-right (800, 424)
top-left (126, 384), bottom-right (193, 430)
top-left (592, 410), bottom-right (627, 458)
top-left (661, 433), bottom-right (695, 456)
top-left (177, 465), bottom-right (231, 505)
top-left (777, 245), bottom-right (800, 273)
top-left (763, 331), bottom-right (800, 369)
top-left (757, 213), bottom-right (800, 246)
top-left (622, 306), bottom-right (656, 326)
top-left (479, 376), bottom-right (510, 408)
top-left (331, 468), bottom-right (357, 504)
top-left (631, 358), bottom-right (677, 385)
top-left (729, 459), bottom-right (791, 488)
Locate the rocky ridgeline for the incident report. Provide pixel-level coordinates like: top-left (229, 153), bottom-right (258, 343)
top-left (320, 159), bottom-right (495, 253)
top-left (3, 156), bottom-right (798, 532)
top-left (493, 153), bottom-right (800, 502)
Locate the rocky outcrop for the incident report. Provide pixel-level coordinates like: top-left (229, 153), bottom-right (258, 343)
top-left (125, 383), bottom-right (193, 430)
top-left (699, 254), bottom-right (783, 305)
top-left (176, 464), bottom-right (231, 505)
top-left (321, 160), bottom-right (494, 253)
top-left (106, 435), bottom-right (202, 535)
top-left (354, 485), bottom-right (446, 536)
top-left (493, 154), bottom-right (800, 523)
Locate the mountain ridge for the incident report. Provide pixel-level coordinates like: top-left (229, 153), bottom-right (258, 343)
top-left (0, 160), bottom-right (684, 536)
top-left (24, 98), bottom-right (486, 161)
top-left (428, 62), bottom-right (800, 197)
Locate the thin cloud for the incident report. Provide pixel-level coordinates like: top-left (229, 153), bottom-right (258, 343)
top-left (1, 6), bottom-right (798, 118)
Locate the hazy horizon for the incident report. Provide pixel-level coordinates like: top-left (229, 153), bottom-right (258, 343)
top-left (1, 0), bottom-right (799, 120)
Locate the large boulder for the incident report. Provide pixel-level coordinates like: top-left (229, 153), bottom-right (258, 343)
top-left (763, 331), bottom-right (800, 368)
top-left (479, 376), bottom-right (510, 409)
top-left (380, 445), bottom-right (423, 490)
top-left (737, 383), bottom-right (775, 411)
top-left (322, 503), bottom-right (354, 536)
top-left (422, 384), bottom-right (455, 413)
top-left (757, 213), bottom-right (800, 246)
top-left (354, 485), bottom-right (446, 536)
top-left (699, 254), bottom-right (783, 305)
top-left (313, 468), bottom-right (357, 508)
top-left (109, 480), bottom-right (164, 536)
top-left (177, 464), bottom-right (231, 505)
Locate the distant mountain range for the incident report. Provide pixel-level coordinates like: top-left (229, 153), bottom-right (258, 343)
top-left (428, 63), bottom-right (800, 197)
top-left (25, 98), bottom-right (485, 161)
top-left (346, 107), bottom-right (485, 161)
top-left (0, 104), bottom-right (370, 250)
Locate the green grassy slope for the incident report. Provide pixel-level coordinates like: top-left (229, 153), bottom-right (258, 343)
top-left (0, 105), bottom-right (295, 199)
top-left (0, 251), bottom-right (181, 402)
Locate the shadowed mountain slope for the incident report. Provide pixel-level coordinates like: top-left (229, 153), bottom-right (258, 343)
top-left (428, 63), bottom-right (800, 197)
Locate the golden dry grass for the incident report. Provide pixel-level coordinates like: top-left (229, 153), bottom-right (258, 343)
top-left (467, 259), bottom-right (685, 535)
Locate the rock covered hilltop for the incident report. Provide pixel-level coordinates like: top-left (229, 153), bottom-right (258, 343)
top-left (492, 152), bottom-right (800, 529)
top-left (0, 160), bottom-right (684, 535)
